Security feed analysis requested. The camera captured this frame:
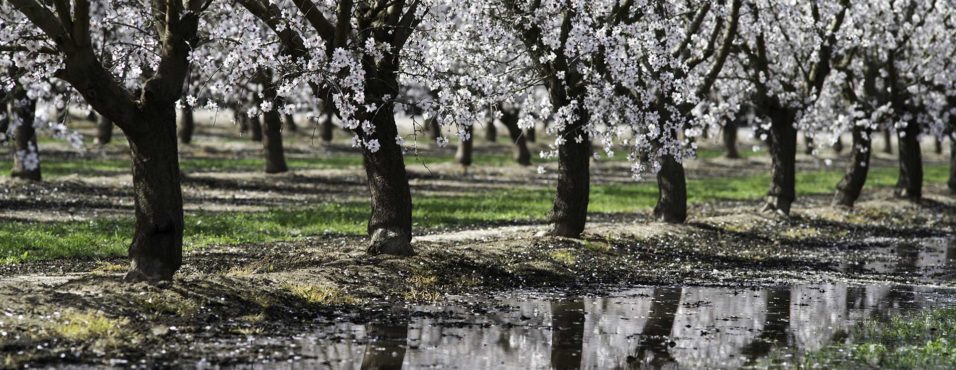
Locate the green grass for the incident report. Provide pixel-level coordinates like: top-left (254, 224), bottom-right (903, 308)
top-left (800, 307), bottom-right (956, 369)
top-left (0, 163), bottom-right (949, 264)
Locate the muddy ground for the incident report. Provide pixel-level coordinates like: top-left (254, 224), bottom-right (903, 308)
top-left (0, 118), bottom-right (954, 368)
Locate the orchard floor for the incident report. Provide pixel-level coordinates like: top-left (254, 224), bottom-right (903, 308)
top-left (1, 116), bottom-right (955, 368)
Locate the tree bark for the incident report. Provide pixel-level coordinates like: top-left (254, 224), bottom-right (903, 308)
top-left (248, 113), bottom-right (263, 142)
top-left (832, 125), bottom-right (871, 207)
top-left (125, 108), bottom-right (184, 282)
top-left (803, 133), bottom-right (814, 155)
top-left (10, 90), bottom-right (41, 181)
top-left (283, 113), bottom-right (297, 133)
top-left (455, 124), bottom-right (473, 170)
top-left (484, 117), bottom-right (497, 142)
top-left (525, 125), bottom-right (536, 143)
top-left (95, 115), bottom-right (113, 145)
top-left (320, 102), bottom-right (334, 143)
top-left (949, 137), bottom-right (955, 194)
top-left (426, 116), bottom-right (441, 141)
top-left (895, 120), bottom-right (922, 200)
top-left (548, 127), bottom-right (590, 237)
top-left (262, 108), bottom-right (288, 174)
top-left (363, 106), bottom-right (414, 256)
top-left (654, 153), bottom-right (687, 223)
top-left (882, 127), bottom-right (893, 154)
top-left (763, 107), bottom-right (798, 215)
top-left (934, 137), bottom-right (943, 155)
top-left (723, 119), bottom-right (740, 159)
top-left (500, 107), bottom-right (531, 166)
top-left (178, 105), bottom-right (194, 144)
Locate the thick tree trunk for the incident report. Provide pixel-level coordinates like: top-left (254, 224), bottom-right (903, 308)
top-left (262, 109), bottom-right (289, 174)
top-left (949, 137), bottom-right (955, 194)
top-left (895, 120), bottom-right (922, 200)
top-left (248, 114), bottom-right (263, 142)
top-left (178, 105), bottom-right (194, 144)
top-left (525, 125), bottom-right (536, 143)
top-left (500, 108), bottom-right (531, 166)
top-left (882, 127), bottom-right (893, 154)
top-left (550, 299), bottom-right (585, 370)
top-left (320, 103), bottom-right (334, 143)
top-left (10, 91), bottom-right (41, 181)
top-left (283, 114), bottom-right (297, 133)
top-left (484, 118), bottom-right (497, 142)
top-left (833, 126), bottom-right (871, 207)
top-left (124, 108), bottom-right (184, 282)
top-left (763, 107), bottom-right (798, 215)
top-left (654, 153), bottom-right (687, 223)
top-left (236, 109), bottom-right (249, 134)
top-left (934, 137), bottom-right (943, 155)
top-left (363, 107), bottom-right (414, 256)
top-left (833, 135), bottom-right (844, 154)
top-left (455, 124), bottom-right (473, 171)
top-left (723, 120), bottom-right (740, 159)
top-left (426, 116), bottom-right (441, 141)
top-left (548, 127), bottom-right (590, 237)
top-left (95, 115), bottom-right (114, 145)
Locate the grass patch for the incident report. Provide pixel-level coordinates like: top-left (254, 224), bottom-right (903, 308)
top-left (800, 307), bottom-right (956, 369)
top-left (284, 284), bottom-right (358, 305)
top-left (1, 164), bottom-right (949, 264)
top-left (52, 311), bottom-right (138, 349)
top-left (403, 274), bottom-right (443, 302)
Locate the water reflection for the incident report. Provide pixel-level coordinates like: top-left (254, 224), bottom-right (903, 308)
top-left (841, 237), bottom-right (956, 280)
top-left (242, 282), bottom-right (956, 370)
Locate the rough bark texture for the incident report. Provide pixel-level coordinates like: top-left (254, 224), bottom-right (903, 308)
top-left (178, 105), bottom-right (194, 144)
top-left (833, 125), bottom-right (871, 207)
top-left (455, 124), bottom-right (473, 170)
top-left (723, 119), bottom-right (740, 159)
top-left (500, 108), bottom-right (531, 166)
top-left (550, 300), bottom-right (585, 370)
top-left (654, 153), bottom-right (687, 223)
top-left (10, 91), bottom-right (41, 181)
top-left (95, 115), bottom-right (113, 145)
top-left (764, 107), bottom-right (798, 215)
top-left (549, 127), bottom-right (591, 237)
top-left (262, 107), bottom-right (288, 174)
top-left (894, 120), bottom-right (922, 201)
top-left (363, 106), bottom-right (414, 256)
top-left (125, 109), bottom-right (184, 282)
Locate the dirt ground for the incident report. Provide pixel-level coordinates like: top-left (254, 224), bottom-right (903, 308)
top-left (1, 119), bottom-right (954, 367)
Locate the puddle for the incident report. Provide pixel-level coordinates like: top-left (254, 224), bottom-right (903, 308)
top-left (211, 283), bottom-right (956, 369)
top-left (839, 236), bottom-right (956, 280)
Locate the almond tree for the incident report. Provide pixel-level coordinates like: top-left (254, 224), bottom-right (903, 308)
top-left (2, 0), bottom-right (213, 281)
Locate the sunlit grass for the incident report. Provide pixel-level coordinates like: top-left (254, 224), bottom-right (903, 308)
top-left (0, 163), bottom-right (949, 264)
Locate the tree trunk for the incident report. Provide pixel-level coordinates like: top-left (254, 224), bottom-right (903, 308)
top-left (548, 127), bottom-right (590, 237)
top-left (363, 108), bottom-right (414, 256)
top-left (10, 90), bottom-right (41, 181)
top-left (427, 116), bottom-right (441, 141)
top-left (455, 124), bottom-right (473, 171)
top-left (882, 127), bottom-right (893, 154)
top-left (262, 109), bottom-right (288, 174)
top-left (723, 119), bottom-right (740, 159)
top-left (550, 299), bottom-right (585, 370)
top-left (803, 133), bottom-right (814, 155)
top-left (320, 103), bottom-right (334, 143)
top-left (500, 108), bottom-right (531, 166)
top-left (833, 135), bottom-right (844, 154)
top-left (949, 137), bottom-right (955, 194)
top-left (763, 107), bottom-right (798, 215)
top-left (236, 109), bottom-right (249, 134)
top-left (178, 105), bottom-right (194, 144)
top-left (249, 114), bottom-right (263, 142)
top-left (654, 153), bottom-right (687, 223)
top-left (525, 125), bottom-right (536, 143)
top-left (95, 115), bottom-right (114, 145)
top-left (124, 108), bottom-right (184, 282)
top-left (833, 126), bottom-right (871, 207)
top-left (484, 117), bottom-right (497, 142)
top-left (283, 114), bottom-right (297, 133)
top-left (895, 120), bottom-right (922, 200)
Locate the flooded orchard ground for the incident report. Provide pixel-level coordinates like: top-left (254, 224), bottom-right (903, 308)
top-left (202, 237), bottom-right (956, 369)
